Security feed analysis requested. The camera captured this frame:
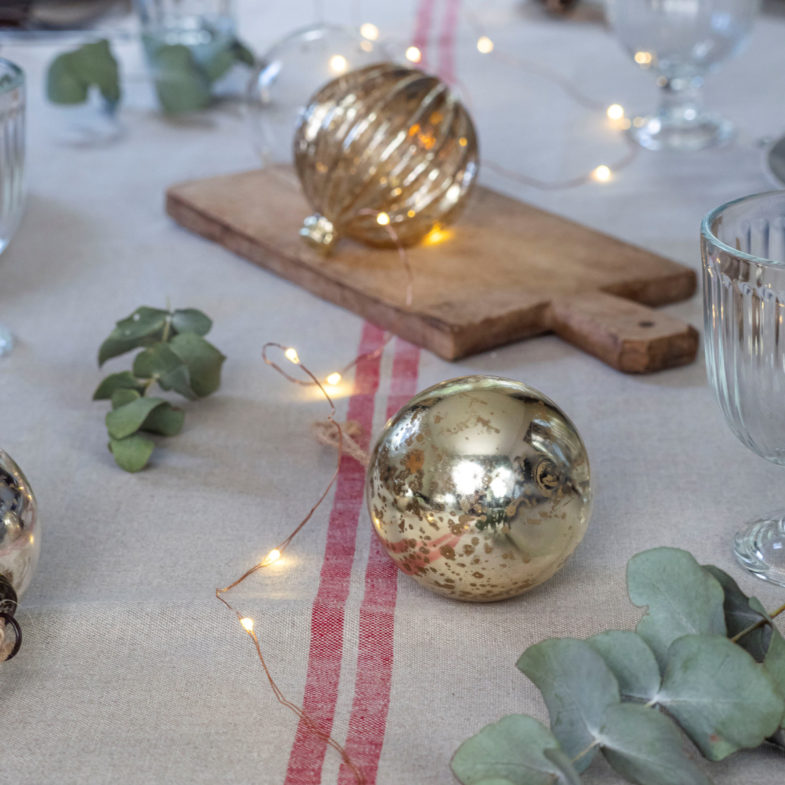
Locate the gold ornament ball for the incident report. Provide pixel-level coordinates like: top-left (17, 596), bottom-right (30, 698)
top-left (293, 62), bottom-right (479, 253)
top-left (366, 376), bottom-right (592, 602)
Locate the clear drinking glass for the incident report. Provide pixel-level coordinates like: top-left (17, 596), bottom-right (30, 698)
top-left (604, 0), bottom-right (759, 152)
top-left (0, 60), bottom-right (26, 357)
top-left (135, 0), bottom-right (236, 110)
top-left (703, 192), bottom-right (785, 586)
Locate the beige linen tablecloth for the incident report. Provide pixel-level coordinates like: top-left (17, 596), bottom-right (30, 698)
top-left (2, 1), bottom-right (785, 783)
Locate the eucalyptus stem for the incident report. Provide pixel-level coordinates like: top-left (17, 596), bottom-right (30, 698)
top-left (730, 602), bottom-right (785, 644)
top-left (570, 739), bottom-right (599, 767)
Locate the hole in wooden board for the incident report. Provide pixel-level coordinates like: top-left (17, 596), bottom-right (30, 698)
top-left (638, 320), bottom-right (655, 328)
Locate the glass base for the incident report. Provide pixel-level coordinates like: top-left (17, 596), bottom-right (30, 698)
top-left (734, 512), bottom-right (785, 587)
top-left (627, 112), bottom-right (734, 152)
top-left (0, 324), bottom-right (13, 356)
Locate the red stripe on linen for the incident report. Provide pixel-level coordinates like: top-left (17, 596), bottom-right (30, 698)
top-left (438, 0), bottom-right (461, 83)
top-left (337, 340), bottom-right (422, 785)
top-left (284, 322), bottom-right (386, 785)
top-left (412, 0), bottom-right (437, 70)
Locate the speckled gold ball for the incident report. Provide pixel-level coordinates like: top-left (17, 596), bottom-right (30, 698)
top-left (366, 376), bottom-right (592, 601)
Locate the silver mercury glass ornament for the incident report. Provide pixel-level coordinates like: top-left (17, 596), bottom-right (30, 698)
top-left (0, 449), bottom-right (39, 660)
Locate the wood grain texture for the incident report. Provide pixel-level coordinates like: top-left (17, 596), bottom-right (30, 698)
top-left (166, 166), bottom-right (698, 371)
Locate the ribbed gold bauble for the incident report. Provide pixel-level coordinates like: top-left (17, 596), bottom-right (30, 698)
top-left (293, 63), bottom-right (479, 253)
top-left (366, 376), bottom-right (592, 602)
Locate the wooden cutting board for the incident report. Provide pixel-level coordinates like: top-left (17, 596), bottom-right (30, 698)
top-left (166, 167), bottom-right (698, 373)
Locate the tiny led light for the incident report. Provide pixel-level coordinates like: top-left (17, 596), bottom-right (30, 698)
top-left (326, 372), bottom-right (342, 386)
top-left (360, 22), bottom-right (379, 41)
top-left (592, 164), bottom-right (612, 182)
top-left (240, 617), bottom-right (255, 632)
top-left (376, 212), bottom-right (391, 226)
top-left (284, 347), bottom-right (300, 364)
top-left (405, 46), bottom-right (422, 63)
top-left (266, 548), bottom-right (282, 564)
top-left (476, 36), bottom-right (494, 54)
top-left (329, 54), bottom-right (349, 74)
top-left (634, 50), bottom-right (653, 66)
top-left (606, 103), bottom-right (624, 120)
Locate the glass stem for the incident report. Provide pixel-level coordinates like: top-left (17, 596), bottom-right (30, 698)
top-left (656, 76), bottom-right (704, 127)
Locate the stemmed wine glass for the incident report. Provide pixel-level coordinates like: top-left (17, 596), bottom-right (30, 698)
top-left (0, 58), bottom-right (26, 356)
top-left (703, 192), bottom-right (785, 586)
top-left (604, 0), bottom-right (760, 152)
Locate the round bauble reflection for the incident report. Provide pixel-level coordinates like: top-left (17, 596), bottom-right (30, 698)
top-left (247, 24), bottom-right (389, 167)
top-left (0, 449), bottom-right (39, 598)
top-left (366, 376), bottom-right (592, 602)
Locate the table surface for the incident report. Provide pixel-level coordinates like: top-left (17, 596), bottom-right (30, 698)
top-left (2, 2), bottom-right (785, 784)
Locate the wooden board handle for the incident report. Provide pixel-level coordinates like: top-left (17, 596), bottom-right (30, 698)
top-left (549, 292), bottom-right (699, 373)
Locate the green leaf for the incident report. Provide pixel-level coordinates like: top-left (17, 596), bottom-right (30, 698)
top-left (599, 703), bottom-right (711, 785)
top-left (109, 434), bottom-right (155, 472)
top-left (171, 308), bottom-right (212, 336)
top-left (148, 43), bottom-right (212, 114)
top-left (67, 39), bottom-right (121, 104)
top-left (169, 332), bottom-right (225, 397)
top-left (628, 548), bottom-right (726, 666)
top-left (46, 39), bottom-right (120, 106)
top-left (203, 46), bottom-right (236, 82)
top-left (46, 52), bottom-right (88, 104)
top-left (141, 402), bottom-right (184, 437)
top-left (133, 343), bottom-right (195, 400)
top-left (106, 396), bottom-right (167, 439)
top-left (98, 307), bottom-right (170, 366)
top-left (517, 639), bottom-right (620, 771)
top-left (703, 564), bottom-right (772, 661)
top-left (587, 631), bottom-right (660, 702)
top-left (232, 38), bottom-right (255, 66)
top-left (765, 627), bottom-right (785, 708)
top-left (451, 715), bottom-right (582, 785)
top-left (93, 371), bottom-right (146, 400)
top-left (111, 388), bottom-right (141, 408)
top-left (658, 634), bottom-right (785, 760)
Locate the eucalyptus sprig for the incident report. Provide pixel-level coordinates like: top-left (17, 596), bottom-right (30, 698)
top-left (47, 39), bottom-right (121, 108)
top-left (452, 547), bottom-right (785, 785)
top-left (94, 306), bottom-right (225, 472)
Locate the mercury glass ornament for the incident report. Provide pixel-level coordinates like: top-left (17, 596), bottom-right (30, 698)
top-left (366, 376), bottom-right (591, 601)
top-left (247, 24), bottom-right (389, 168)
top-left (0, 450), bottom-right (38, 599)
top-left (293, 63), bottom-right (479, 253)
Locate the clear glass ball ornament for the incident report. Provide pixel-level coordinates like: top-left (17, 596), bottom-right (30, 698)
top-left (246, 24), bottom-right (390, 167)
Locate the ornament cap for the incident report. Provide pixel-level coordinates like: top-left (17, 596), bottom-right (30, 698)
top-left (300, 214), bottom-right (338, 254)
top-left (0, 573), bottom-right (17, 617)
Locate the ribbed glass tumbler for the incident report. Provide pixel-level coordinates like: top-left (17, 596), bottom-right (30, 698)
top-left (703, 192), bottom-right (785, 585)
top-left (0, 59), bottom-right (25, 357)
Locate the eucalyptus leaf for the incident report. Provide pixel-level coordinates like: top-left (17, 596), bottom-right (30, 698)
top-left (203, 46), bottom-right (236, 82)
top-left (109, 434), bottom-right (155, 472)
top-left (148, 43), bottom-right (212, 114)
top-left (46, 53), bottom-right (88, 104)
top-left (628, 548), bottom-right (726, 667)
top-left (658, 634), bottom-right (785, 760)
top-left (141, 403), bottom-right (185, 437)
top-left (133, 343), bottom-right (195, 400)
top-left (46, 39), bottom-right (120, 106)
top-left (517, 638), bottom-right (620, 771)
top-left (451, 715), bottom-right (582, 785)
top-left (703, 564), bottom-right (772, 661)
top-left (599, 703), bottom-right (711, 785)
top-left (587, 631), bottom-right (660, 702)
top-left (106, 396), bottom-right (167, 440)
top-left (93, 371), bottom-right (146, 400)
top-left (171, 308), bottom-right (212, 336)
top-left (169, 332), bottom-right (225, 397)
top-left (765, 627), bottom-right (785, 709)
top-left (231, 38), bottom-right (255, 66)
top-left (111, 388), bottom-right (141, 409)
top-left (98, 307), bottom-right (169, 366)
